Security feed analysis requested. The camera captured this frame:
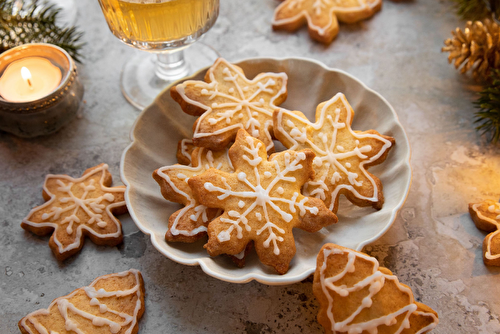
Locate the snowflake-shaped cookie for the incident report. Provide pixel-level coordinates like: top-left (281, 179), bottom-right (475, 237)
top-left (188, 129), bottom-right (337, 274)
top-left (21, 164), bottom-right (127, 261)
top-left (19, 269), bottom-right (145, 334)
top-left (171, 58), bottom-right (288, 153)
top-left (273, 0), bottom-right (382, 44)
top-left (469, 200), bottom-right (500, 266)
top-left (274, 93), bottom-right (395, 213)
top-left (313, 244), bottom-right (439, 334)
top-left (153, 146), bottom-right (234, 243)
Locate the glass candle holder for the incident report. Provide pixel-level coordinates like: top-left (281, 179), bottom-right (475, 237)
top-left (0, 43), bottom-right (84, 138)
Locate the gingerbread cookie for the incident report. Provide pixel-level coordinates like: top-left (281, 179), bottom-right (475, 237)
top-left (19, 269), bottom-right (145, 334)
top-left (171, 58), bottom-right (288, 153)
top-left (313, 244), bottom-right (439, 334)
top-left (21, 164), bottom-right (127, 261)
top-left (469, 200), bottom-right (500, 266)
top-left (188, 129), bottom-right (337, 274)
top-left (176, 139), bottom-right (196, 165)
top-left (273, 0), bottom-right (382, 44)
top-left (274, 93), bottom-right (395, 213)
top-left (153, 146), bottom-right (234, 243)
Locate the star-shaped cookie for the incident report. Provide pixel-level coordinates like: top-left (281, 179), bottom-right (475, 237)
top-left (469, 199), bottom-right (500, 266)
top-left (171, 58), bottom-right (288, 153)
top-left (274, 93), bottom-right (394, 214)
top-left (273, 0), bottom-right (382, 44)
top-left (21, 164), bottom-right (127, 261)
top-left (153, 146), bottom-right (234, 243)
top-left (19, 269), bottom-right (145, 334)
top-left (313, 244), bottom-right (439, 334)
top-left (188, 129), bottom-right (337, 274)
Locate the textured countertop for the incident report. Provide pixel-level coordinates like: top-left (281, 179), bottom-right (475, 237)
top-left (1, 0), bottom-right (500, 333)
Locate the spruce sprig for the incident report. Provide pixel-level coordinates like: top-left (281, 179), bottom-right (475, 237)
top-left (475, 69), bottom-right (500, 143)
top-left (0, 0), bottom-right (84, 62)
top-left (452, 0), bottom-right (491, 21)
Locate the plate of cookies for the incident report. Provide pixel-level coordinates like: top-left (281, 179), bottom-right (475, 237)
top-left (120, 57), bottom-right (411, 285)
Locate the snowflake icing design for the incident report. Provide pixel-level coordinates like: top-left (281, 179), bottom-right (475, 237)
top-left (154, 147), bottom-right (234, 242)
top-left (274, 93), bottom-right (394, 213)
top-left (21, 164), bottom-right (126, 259)
top-left (172, 58), bottom-right (288, 152)
top-left (189, 129), bottom-right (336, 274)
top-left (469, 200), bottom-right (500, 266)
top-left (273, 0), bottom-right (382, 43)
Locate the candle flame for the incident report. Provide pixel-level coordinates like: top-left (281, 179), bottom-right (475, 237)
top-left (21, 66), bottom-right (33, 88)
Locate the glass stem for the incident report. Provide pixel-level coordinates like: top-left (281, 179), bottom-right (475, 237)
top-left (155, 49), bottom-right (190, 81)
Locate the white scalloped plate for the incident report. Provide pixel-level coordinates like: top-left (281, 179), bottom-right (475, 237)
top-left (120, 57), bottom-right (411, 285)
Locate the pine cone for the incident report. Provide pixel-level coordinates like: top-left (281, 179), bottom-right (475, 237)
top-left (442, 19), bottom-right (500, 81)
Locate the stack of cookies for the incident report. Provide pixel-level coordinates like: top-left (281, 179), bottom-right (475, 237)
top-left (153, 58), bottom-right (395, 275)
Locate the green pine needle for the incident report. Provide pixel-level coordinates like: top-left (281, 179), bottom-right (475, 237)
top-left (474, 69), bottom-right (500, 143)
top-left (0, 0), bottom-right (84, 62)
top-left (452, 0), bottom-right (492, 21)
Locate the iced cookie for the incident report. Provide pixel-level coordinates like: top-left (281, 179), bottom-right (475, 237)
top-left (171, 58), bottom-right (288, 153)
top-left (272, 0), bottom-right (382, 44)
top-left (313, 244), bottom-right (439, 334)
top-left (153, 146), bottom-right (234, 243)
top-left (19, 269), bottom-right (145, 334)
top-left (21, 164), bottom-right (127, 261)
top-left (274, 93), bottom-right (395, 213)
top-left (176, 139), bottom-right (196, 165)
top-left (469, 200), bottom-right (500, 266)
top-left (188, 129), bottom-right (337, 274)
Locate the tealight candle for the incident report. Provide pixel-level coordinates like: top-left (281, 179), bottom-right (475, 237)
top-left (0, 57), bottom-right (62, 102)
top-left (0, 44), bottom-right (84, 138)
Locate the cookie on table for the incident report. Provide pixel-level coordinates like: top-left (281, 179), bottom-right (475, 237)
top-left (19, 269), bottom-right (145, 334)
top-left (313, 244), bottom-right (439, 334)
top-left (176, 139), bottom-right (196, 165)
top-left (188, 129), bottom-right (337, 274)
top-left (469, 199), bottom-right (500, 266)
top-left (153, 146), bottom-right (234, 243)
top-left (274, 92), bottom-right (395, 214)
top-left (170, 58), bottom-right (288, 153)
top-left (21, 163), bottom-right (127, 261)
top-left (272, 0), bottom-right (382, 44)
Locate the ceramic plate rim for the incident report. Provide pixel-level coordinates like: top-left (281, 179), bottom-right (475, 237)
top-left (120, 56), bottom-right (412, 285)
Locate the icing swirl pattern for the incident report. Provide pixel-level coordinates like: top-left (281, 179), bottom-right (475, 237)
top-left (313, 244), bottom-right (439, 334)
top-left (469, 200), bottom-right (500, 266)
top-left (274, 93), bottom-right (394, 213)
top-left (153, 146), bottom-right (234, 243)
top-left (272, 0), bottom-right (382, 44)
top-left (188, 129), bottom-right (337, 274)
top-left (19, 269), bottom-right (145, 334)
top-left (21, 164), bottom-right (126, 260)
top-left (171, 58), bottom-right (288, 153)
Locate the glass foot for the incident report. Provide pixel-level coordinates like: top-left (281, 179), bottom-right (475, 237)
top-left (120, 42), bottom-right (220, 110)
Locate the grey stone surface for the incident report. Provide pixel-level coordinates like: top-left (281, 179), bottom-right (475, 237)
top-left (1, 0), bottom-right (500, 333)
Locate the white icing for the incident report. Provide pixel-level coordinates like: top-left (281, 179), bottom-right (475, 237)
top-left (319, 247), bottom-right (438, 333)
top-left (156, 147), bottom-right (234, 237)
top-left (202, 134), bottom-right (319, 255)
top-left (179, 139), bottom-right (193, 163)
top-left (174, 58), bottom-right (288, 152)
top-left (21, 164), bottom-right (124, 254)
top-left (273, 0), bottom-right (381, 37)
top-left (472, 202), bottom-right (500, 260)
top-left (275, 93), bottom-right (393, 211)
top-left (20, 270), bottom-right (143, 334)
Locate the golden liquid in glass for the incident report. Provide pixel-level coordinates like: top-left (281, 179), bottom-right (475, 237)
top-left (98, 0), bottom-right (219, 48)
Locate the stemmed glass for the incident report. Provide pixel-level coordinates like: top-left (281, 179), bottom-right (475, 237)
top-left (97, 0), bottom-right (220, 109)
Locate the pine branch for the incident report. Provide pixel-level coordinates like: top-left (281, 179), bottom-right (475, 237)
top-left (474, 69), bottom-right (500, 143)
top-left (0, 0), bottom-right (84, 62)
top-left (452, 0), bottom-right (492, 21)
